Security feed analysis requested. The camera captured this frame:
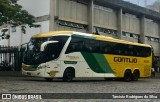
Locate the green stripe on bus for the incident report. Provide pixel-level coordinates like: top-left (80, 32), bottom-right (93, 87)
top-left (81, 52), bottom-right (100, 72)
top-left (93, 54), bottom-right (114, 73)
top-left (81, 52), bottom-right (114, 73)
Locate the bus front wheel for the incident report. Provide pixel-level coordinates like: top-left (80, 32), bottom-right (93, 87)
top-left (124, 70), bottom-right (131, 82)
top-left (63, 68), bottom-right (74, 82)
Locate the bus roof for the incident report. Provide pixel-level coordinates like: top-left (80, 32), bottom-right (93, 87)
top-left (32, 31), bottom-right (73, 38)
top-left (92, 34), bottom-right (151, 47)
top-left (32, 31), bottom-right (151, 48)
top-left (73, 32), bottom-right (151, 47)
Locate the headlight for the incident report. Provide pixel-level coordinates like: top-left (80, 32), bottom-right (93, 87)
top-left (37, 64), bottom-right (47, 70)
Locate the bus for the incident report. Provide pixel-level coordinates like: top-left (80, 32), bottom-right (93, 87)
top-left (22, 31), bottom-right (152, 82)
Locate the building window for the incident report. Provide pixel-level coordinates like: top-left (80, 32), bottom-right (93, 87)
top-left (58, 20), bottom-right (86, 29)
top-left (122, 32), bottom-right (138, 39)
top-left (94, 27), bottom-right (117, 36)
top-left (122, 33), bottom-right (126, 37)
top-left (130, 34), bottom-right (133, 37)
top-left (155, 38), bottom-right (159, 42)
top-left (145, 36), bottom-right (160, 42)
top-left (133, 34), bottom-right (138, 39)
top-left (126, 33), bottom-right (130, 37)
top-left (151, 38), bottom-right (154, 41)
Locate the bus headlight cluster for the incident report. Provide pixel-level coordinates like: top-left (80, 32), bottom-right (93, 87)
top-left (37, 64), bottom-right (47, 70)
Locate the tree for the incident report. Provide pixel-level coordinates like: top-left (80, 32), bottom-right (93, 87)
top-left (0, 0), bottom-right (39, 39)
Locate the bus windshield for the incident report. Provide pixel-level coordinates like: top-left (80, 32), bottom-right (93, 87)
top-left (23, 36), bottom-right (69, 65)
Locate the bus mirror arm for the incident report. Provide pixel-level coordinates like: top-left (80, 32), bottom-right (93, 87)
top-left (40, 41), bottom-right (59, 52)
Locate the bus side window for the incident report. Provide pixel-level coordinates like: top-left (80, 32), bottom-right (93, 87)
top-left (142, 47), bottom-right (151, 57)
top-left (65, 37), bottom-right (83, 54)
top-left (130, 51), bottom-right (134, 56)
top-left (104, 47), bottom-right (108, 54)
top-left (100, 41), bottom-right (115, 54)
top-left (115, 50), bottom-right (121, 55)
top-left (84, 43), bottom-right (92, 52)
top-left (82, 39), bottom-right (99, 53)
top-left (99, 41), bottom-right (106, 54)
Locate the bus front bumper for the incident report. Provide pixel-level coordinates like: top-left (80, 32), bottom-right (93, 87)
top-left (22, 69), bottom-right (46, 77)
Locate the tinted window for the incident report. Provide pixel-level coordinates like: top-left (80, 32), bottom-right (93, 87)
top-left (66, 37), bottom-right (83, 54)
top-left (65, 37), bottom-right (151, 57)
top-left (66, 37), bottom-right (99, 54)
top-left (99, 41), bottom-right (151, 57)
top-left (83, 39), bottom-right (99, 53)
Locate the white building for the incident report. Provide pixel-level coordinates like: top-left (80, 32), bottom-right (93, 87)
top-left (0, 0), bottom-right (50, 46)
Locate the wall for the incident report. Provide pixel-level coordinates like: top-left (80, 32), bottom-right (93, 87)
top-left (145, 19), bottom-right (159, 38)
top-left (94, 5), bottom-right (117, 30)
top-left (122, 14), bottom-right (140, 34)
top-left (56, 0), bottom-right (87, 32)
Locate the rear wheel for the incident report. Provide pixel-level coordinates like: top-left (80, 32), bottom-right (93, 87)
top-left (131, 70), bottom-right (139, 81)
top-left (63, 69), bottom-right (74, 82)
top-left (124, 70), bottom-right (131, 82)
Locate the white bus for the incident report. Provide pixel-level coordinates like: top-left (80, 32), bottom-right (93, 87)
top-left (22, 31), bottom-right (152, 82)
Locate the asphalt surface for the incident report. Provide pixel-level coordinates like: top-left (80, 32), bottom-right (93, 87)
top-left (0, 77), bottom-right (160, 102)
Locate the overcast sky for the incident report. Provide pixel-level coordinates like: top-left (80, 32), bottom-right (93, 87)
top-left (123, 0), bottom-right (156, 7)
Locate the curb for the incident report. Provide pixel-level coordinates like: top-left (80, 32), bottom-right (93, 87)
top-left (0, 71), bottom-right (23, 77)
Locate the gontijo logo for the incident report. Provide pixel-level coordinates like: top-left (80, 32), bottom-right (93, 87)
top-left (114, 57), bottom-right (137, 63)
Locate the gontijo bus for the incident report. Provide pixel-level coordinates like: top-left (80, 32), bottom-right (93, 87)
top-left (22, 31), bottom-right (152, 82)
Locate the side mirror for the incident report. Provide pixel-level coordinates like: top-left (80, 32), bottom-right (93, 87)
top-left (40, 41), bottom-right (59, 52)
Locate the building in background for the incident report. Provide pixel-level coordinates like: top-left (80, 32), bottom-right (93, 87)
top-left (0, 0), bottom-right (160, 59)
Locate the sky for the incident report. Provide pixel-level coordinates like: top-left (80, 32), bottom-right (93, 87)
top-left (123, 0), bottom-right (157, 7)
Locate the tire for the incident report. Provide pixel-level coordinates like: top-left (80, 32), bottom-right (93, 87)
top-left (45, 78), bottom-right (53, 82)
top-left (131, 70), bottom-right (139, 81)
top-left (124, 70), bottom-right (131, 82)
top-left (63, 69), bottom-right (74, 82)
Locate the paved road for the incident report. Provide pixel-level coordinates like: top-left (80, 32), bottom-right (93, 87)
top-left (0, 77), bottom-right (160, 102)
